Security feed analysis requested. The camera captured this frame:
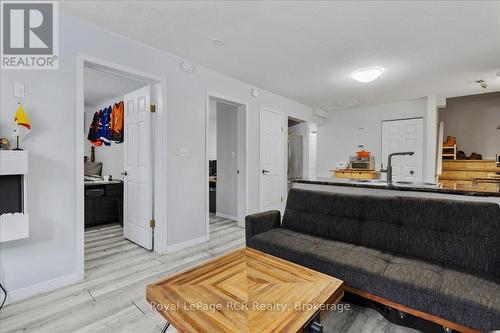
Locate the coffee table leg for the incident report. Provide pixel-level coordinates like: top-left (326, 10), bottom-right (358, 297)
top-left (309, 321), bottom-right (323, 332)
top-left (160, 322), bottom-right (170, 333)
top-left (305, 311), bottom-right (323, 333)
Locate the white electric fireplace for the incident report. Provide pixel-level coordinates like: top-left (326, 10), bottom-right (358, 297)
top-left (0, 150), bottom-right (29, 242)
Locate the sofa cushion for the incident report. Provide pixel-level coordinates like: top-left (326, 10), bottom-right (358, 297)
top-left (383, 256), bottom-right (443, 293)
top-left (396, 196), bottom-right (500, 276)
top-left (248, 228), bottom-right (500, 331)
top-left (283, 189), bottom-right (500, 277)
top-left (439, 269), bottom-right (500, 329)
top-left (283, 209), bottom-right (362, 244)
top-left (250, 227), bottom-right (322, 255)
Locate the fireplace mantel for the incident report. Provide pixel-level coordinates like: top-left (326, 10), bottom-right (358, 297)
top-left (0, 150), bottom-right (29, 242)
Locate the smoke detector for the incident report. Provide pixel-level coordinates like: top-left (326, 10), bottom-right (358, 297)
top-left (179, 61), bottom-right (195, 73)
top-left (475, 80), bottom-right (488, 89)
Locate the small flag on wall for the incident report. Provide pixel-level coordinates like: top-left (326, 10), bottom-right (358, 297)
top-left (13, 103), bottom-right (30, 150)
top-left (15, 103), bottom-right (31, 131)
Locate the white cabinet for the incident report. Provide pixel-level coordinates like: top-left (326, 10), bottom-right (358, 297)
top-left (0, 150), bottom-right (28, 174)
top-left (0, 214), bottom-right (29, 242)
top-left (0, 150), bottom-right (29, 242)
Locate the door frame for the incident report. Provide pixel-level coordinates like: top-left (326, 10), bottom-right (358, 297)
top-left (205, 92), bottom-right (248, 238)
top-left (285, 115), bottom-right (310, 205)
top-left (75, 53), bottom-right (168, 281)
top-left (259, 107), bottom-right (285, 212)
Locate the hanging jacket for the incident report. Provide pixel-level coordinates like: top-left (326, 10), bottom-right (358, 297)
top-left (99, 106), bottom-right (112, 146)
top-left (110, 101), bottom-right (124, 143)
top-left (87, 110), bottom-right (102, 146)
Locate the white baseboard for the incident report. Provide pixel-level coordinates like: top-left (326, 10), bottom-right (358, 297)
top-left (215, 212), bottom-right (238, 221)
top-left (5, 272), bottom-right (78, 305)
top-left (166, 236), bottom-right (207, 254)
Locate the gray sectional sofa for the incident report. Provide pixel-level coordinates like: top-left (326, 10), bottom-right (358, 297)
top-left (246, 189), bottom-right (500, 332)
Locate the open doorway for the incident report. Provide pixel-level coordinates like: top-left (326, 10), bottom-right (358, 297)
top-left (83, 66), bottom-right (153, 272)
top-left (287, 117), bottom-right (308, 192)
top-left (206, 94), bottom-right (247, 239)
top-left (75, 55), bottom-right (167, 281)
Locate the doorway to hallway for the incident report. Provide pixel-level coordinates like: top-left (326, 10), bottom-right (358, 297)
top-left (206, 94), bottom-right (248, 240)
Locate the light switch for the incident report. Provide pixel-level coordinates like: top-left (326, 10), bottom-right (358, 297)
top-left (14, 82), bottom-right (27, 98)
top-left (179, 147), bottom-right (189, 157)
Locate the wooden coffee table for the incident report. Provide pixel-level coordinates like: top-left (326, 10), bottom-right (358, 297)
top-left (147, 247), bottom-right (344, 333)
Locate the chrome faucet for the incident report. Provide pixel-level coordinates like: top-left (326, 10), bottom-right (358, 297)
top-left (380, 151), bottom-right (414, 184)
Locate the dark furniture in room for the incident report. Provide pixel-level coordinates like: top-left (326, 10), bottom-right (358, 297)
top-left (84, 181), bottom-right (123, 228)
top-left (0, 175), bottom-right (23, 215)
top-left (209, 187), bottom-right (216, 213)
top-left (209, 160), bottom-right (217, 213)
top-left (246, 189), bottom-right (500, 332)
top-left (209, 179), bottom-right (216, 213)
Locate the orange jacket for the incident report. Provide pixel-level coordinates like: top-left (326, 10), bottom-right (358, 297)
top-left (110, 101), bottom-right (124, 143)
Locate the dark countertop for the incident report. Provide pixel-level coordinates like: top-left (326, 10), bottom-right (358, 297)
top-left (293, 177), bottom-right (500, 197)
top-left (84, 180), bottom-right (123, 186)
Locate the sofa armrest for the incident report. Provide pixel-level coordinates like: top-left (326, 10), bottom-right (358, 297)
top-left (245, 210), bottom-right (281, 244)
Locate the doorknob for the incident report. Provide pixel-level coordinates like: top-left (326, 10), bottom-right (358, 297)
top-left (410, 170), bottom-right (414, 175)
top-left (121, 171), bottom-right (128, 176)
top-left (262, 169), bottom-right (270, 174)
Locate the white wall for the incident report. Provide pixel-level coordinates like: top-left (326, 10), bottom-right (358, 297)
top-left (316, 98), bottom-right (428, 177)
top-left (216, 102), bottom-right (238, 219)
top-left (207, 99), bottom-right (217, 161)
top-left (440, 92), bottom-right (500, 160)
top-left (288, 121), bottom-right (309, 179)
top-left (0, 15), bottom-right (322, 299)
top-left (425, 95), bottom-right (439, 183)
top-left (309, 123), bottom-right (318, 178)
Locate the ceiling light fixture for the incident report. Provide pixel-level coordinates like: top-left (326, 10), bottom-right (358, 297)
top-left (211, 39), bottom-right (224, 47)
top-left (351, 67), bottom-right (385, 83)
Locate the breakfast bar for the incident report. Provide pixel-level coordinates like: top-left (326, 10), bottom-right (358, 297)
top-left (293, 177), bottom-right (500, 206)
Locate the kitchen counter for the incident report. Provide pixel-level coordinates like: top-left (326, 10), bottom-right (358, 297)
top-left (84, 180), bottom-right (123, 186)
top-left (293, 177), bottom-right (500, 197)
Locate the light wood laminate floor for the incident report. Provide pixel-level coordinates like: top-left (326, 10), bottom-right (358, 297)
top-left (0, 216), bottom-right (243, 333)
top-left (0, 215), bottom-right (419, 333)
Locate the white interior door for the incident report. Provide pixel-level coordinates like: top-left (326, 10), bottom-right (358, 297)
top-left (260, 108), bottom-right (284, 212)
top-left (382, 118), bottom-right (423, 182)
top-left (401, 119), bottom-right (423, 181)
top-left (123, 86), bottom-right (152, 250)
top-left (382, 120), bottom-right (402, 180)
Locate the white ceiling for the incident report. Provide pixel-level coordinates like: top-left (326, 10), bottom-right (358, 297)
top-left (84, 67), bottom-right (145, 107)
top-left (64, 1), bottom-right (500, 111)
